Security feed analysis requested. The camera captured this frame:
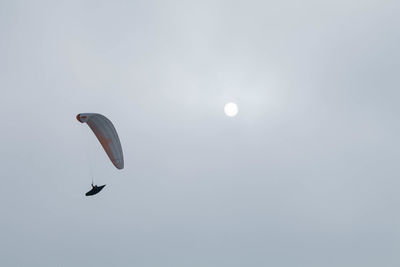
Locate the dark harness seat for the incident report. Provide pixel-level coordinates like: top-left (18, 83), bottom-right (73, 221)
top-left (85, 185), bottom-right (106, 196)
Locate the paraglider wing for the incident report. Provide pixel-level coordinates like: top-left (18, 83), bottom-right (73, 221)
top-left (77, 113), bottom-right (124, 169)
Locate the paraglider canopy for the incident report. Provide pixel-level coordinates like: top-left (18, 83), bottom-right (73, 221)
top-left (77, 113), bottom-right (124, 169)
top-left (85, 184), bottom-right (106, 196)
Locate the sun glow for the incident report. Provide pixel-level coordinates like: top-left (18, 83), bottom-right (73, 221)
top-left (224, 102), bottom-right (238, 117)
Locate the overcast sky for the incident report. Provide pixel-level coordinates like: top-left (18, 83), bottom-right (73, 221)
top-left (1, 0), bottom-right (400, 266)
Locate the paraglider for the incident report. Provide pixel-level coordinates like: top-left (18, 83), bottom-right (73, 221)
top-left (76, 113), bottom-right (124, 196)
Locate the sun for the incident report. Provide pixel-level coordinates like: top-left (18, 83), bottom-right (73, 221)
top-left (224, 102), bottom-right (238, 117)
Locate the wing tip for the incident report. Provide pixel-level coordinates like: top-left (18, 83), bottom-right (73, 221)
top-left (114, 160), bottom-right (124, 170)
top-left (76, 114), bottom-right (83, 123)
top-left (76, 113), bottom-right (89, 123)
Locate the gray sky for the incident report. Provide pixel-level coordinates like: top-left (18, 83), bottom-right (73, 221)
top-left (1, 0), bottom-right (400, 266)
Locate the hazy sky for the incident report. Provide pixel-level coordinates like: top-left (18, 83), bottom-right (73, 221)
top-left (1, 0), bottom-right (400, 266)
